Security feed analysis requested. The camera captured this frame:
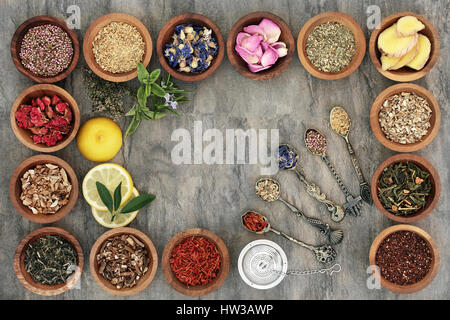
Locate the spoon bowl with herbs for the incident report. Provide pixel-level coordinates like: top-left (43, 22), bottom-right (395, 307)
top-left (241, 211), bottom-right (337, 264)
top-left (14, 227), bottom-right (84, 296)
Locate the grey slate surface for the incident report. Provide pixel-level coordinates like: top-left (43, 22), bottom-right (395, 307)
top-left (0, 0), bottom-right (448, 300)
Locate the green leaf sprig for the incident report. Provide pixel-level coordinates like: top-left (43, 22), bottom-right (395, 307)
top-left (125, 62), bottom-right (189, 137)
top-left (95, 181), bottom-right (156, 222)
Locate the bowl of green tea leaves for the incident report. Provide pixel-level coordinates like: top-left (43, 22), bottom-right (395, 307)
top-left (14, 227), bottom-right (84, 296)
top-left (371, 154), bottom-right (441, 222)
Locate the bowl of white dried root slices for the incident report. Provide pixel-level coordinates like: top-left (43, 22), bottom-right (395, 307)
top-left (369, 12), bottom-right (439, 82)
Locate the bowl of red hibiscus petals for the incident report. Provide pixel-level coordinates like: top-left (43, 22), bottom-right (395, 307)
top-left (11, 84), bottom-right (80, 152)
top-left (369, 224), bottom-right (440, 294)
top-left (162, 228), bottom-right (230, 296)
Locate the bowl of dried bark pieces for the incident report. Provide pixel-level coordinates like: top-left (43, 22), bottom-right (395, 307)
top-left (370, 83), bottom-right (440, 152)
top-left (89, 227), bottom-right (158, 296)
top-left (9, 154), bottom-right (79, 224)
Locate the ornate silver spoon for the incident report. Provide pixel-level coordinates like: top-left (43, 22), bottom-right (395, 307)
top-left (330, 106), bottom-right (372, 205)
top-left (241, 210), bottom-right (337, 264)
top-left (278, 143), bottom-right (345, 222)
top-left (255, 177), bottom-right (344, 245)
top-left (304, 128), bottom-right (362, 216)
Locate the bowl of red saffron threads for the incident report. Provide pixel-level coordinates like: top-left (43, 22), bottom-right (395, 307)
top-left (161, 228), bottom-right (230, 296)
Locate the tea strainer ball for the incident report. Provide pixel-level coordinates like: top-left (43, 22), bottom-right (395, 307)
top-left (238, 239), bottom-right (288, 290)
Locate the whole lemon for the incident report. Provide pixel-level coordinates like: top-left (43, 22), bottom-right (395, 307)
top-left (77, 117), bottom-right (122, 162)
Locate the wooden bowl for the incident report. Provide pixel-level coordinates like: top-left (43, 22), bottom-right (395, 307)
top-left (162, 228), bottom-right (230, 296)
top-left (11, 84), bottom-right (81, 153)
top-left (89, 227), bottom-right (158, 296)
top-left (14, 227), bottom-right (84, 296)
top-left (371, 153), bottom-right (441, 223)
top-left (10, 16), bottom-right (80, 83)
top-left (83, 13), bottom-right (152, 82)
top-left (370, 83), bottom-right (440, 152)
top-left (297, 12), bottom-right (366, 80)
top-left (369, 224), bottom-right (439, 294)
top-left (227, 12), bottom-right (295, 81)
top-left (157, 13), bottom-right (225, 82)
top-left (9, 154), bottom-right (79, 224)
top-left (369, 12), bottom-right (440, 82)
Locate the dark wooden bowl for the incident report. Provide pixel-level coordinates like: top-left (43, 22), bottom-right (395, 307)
top-left (369, 224), bottom-right (439, 294)
top-left (227, 12), bottom-right (295, 80)
top-left (157, 13), bottom-right (225, 82)
top-left (9, 155), bottom-right (79, 224)
top-left (11, 84), bottom-right (80, 153)
top-left (14, 227), bottom-right (84, 296)
top-left (371, 153), bottom-right (441, 223)
top-left (162, 228), bottom-right (230, 296)
top-left (297, 12), bottom-right (366, 80)
top-left (10, 16), bottom-right (79, 83)
top-left (89, 227), bottom-right (158, 296)
top-left (370, 83), bottom-right (440, 152)
top-left (369, 12), bottom-right (440, 82)
top-left (83, 13), bottom-right (152, 82)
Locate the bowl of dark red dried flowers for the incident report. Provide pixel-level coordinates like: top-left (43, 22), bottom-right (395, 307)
top-left (83, 13), bottom-right (152, 82)
top-left (9, 154), bottom-right (79, 224)
top-left (89, 227), bottom-right (158, 296)
top-left (162, 228), bottom-right (230, 296)
top-left (371, 153), bottom-right (441, 223)
top-left (370, 83), bottom-right (440, 152)
top-left (157, 13), bottom-right (225, 82)
top-left (11, 84), bottom-right (80, 153)
top-left (11, 16), bottom-right (80, 83)
top-left (14, 226), bottom-right (84, 296)
top-left (369, 224), bottom-right (439, 294)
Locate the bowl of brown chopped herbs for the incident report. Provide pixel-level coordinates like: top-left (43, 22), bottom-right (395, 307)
top-left (370, 83), bottom-right (440, 152)
top-left (89, 227), bottom-right (158, 296)
top-left (371, 153), bottom-right (441, 223)
top-left (369, 224), bottom-right (439, 294)
top-left (14, 226), bottom-right (84, 296)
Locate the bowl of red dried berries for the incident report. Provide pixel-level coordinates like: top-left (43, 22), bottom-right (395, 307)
top-left (369, 224), bottom-right (439, 294)
top-left (11, 84), bottom-right (80, 153)
top-left (11, 16), bottom-right (79, 83)
top-left (162, 228), bottom-right (230, 296)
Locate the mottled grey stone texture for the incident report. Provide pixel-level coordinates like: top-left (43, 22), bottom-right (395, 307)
top-left (0, 0), bottom-right (448, 300)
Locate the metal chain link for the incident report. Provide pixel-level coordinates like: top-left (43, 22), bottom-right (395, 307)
top-left (272, 264), bottom-right (342, 277)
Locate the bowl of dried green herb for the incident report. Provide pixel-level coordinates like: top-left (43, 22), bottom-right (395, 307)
top-left (14, 227), bottom-right (84, 296)
top-left (371, 153), bottom-right (441, 223)
top-left (369, 224), bottom-right (439, 294)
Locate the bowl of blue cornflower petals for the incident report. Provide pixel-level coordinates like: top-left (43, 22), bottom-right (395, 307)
top-left (157, 13), bottom-right (225, 82)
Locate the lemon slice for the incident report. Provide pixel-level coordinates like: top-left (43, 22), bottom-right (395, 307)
top-left (92, 187), bottom-right (140, 228)
top-left (82, 163), bottom-right (133, 211)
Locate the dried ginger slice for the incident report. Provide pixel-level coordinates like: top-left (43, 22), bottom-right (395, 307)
top-left (378, 23), bottom-right (417, 57)
top-left (389, 43), bottom-right (418, 70)
top-left (396, 16), bottom-right (425, 37)
top-left (380, 54), bottom-right (400, 71)
top-left (406, 34), bottom-right (431, 70)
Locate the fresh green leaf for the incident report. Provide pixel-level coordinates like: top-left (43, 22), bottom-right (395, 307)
top-left (137, 86), bottom-right (147, 107)
top-left (113, 182), bottom-right (122, 212)
top-left (151, 83), bottom-right (166, 97)
top-left (145, 83), bottom-right (152, 97)
top-left (120, 194), bottom-right (156, 214)
top-left (163, 106), bottom-right (181, 116)
top-left (137, 62), bottom-right (149, 84)
top-left (125, 104), bottom-right (138, 116)
top-left (149, 69), bottom-right (161, 83)
top-left (125, 116), bottom-right (141, 137)
top-left (96, 182), bottom-right (113, 213)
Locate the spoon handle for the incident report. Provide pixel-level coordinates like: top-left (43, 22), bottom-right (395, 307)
top-left (344, 137), bottom-right (372, 204)
top-left (294, 169), bottom-right (345, 222)
top-left (269, 227), bottom-right (314, 251)
top-left (321, 155), bottom-right (352, 198)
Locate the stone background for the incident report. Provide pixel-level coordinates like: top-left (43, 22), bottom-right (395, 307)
top-left (0, 0), bottom-right (448, 300)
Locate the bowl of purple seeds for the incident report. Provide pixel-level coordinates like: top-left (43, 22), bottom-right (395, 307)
top-left (11, 16), bottom-right (79, 83)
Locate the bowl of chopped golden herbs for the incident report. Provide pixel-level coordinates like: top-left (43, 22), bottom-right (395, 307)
top-left (157, 13), bottom-right (225, 82)
top-left (9, 155), bottom-right (79, 224)
top-left (297, 12), bottom-right (366, 80)
top-left (83, 13), bottom-right (152, 82)
top-left (369, 224), bottom-right (439, 294)
top-left (11, 16), bottom-right (80, 83)
top-left (89, 227), bottom-right (158, 296)
top-left (370, 83), bottom-right (440, 153)
top-left (369, 12), bottom-right (440, 82)
top-left (371, 153), bottom-right (441, 223)
top-left (162, 228), bottom-right (230, 296)
top-left (14, 226), bottom-right (84, 296)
